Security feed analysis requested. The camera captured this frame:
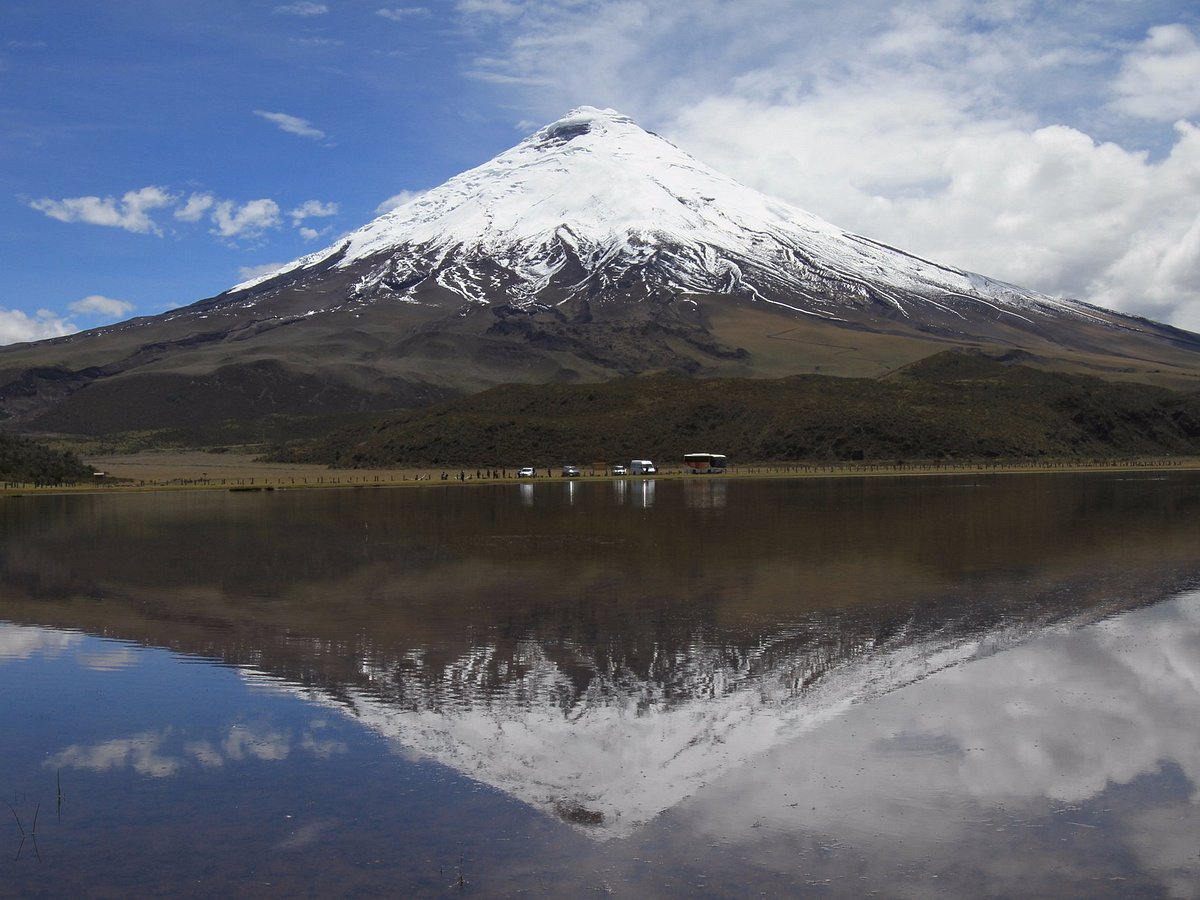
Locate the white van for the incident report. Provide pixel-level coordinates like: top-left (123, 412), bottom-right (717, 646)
top-left (630, 459), bottom-right (657, 475)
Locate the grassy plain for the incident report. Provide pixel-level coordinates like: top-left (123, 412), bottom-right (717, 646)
top-left (4, 447), bottom-right (1199, 497)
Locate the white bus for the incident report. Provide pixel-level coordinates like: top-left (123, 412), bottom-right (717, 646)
top-left (683, 453), bottom-right (728, 474)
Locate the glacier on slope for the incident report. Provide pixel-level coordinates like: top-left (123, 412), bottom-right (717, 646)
top-left (232, 107), bottom-right (1100, 324)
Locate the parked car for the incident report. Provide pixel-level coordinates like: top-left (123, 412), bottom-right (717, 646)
top-left (517, 467), bottom-right (536, 478)
top-left (630, 459), bottom-right (657, 474)
top-left (611, 464), bottom-right (627, 476)
top-left (561, 465), bottom-right (581, 477)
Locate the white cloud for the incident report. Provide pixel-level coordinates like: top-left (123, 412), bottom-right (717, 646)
top-left (29, 185), bottom-right (176, 235)
top-left (1111, 24), bottom-right (1200, 121)
top-left (299, 226), bottom-right (322, 241)
top-left (211, 198), bottom-right (282, 240)
top-left (69, 294), bottom-right (135, 318)
top-left (253, 110), bottom-right (327, 141)
top-left (459, 1), bottom-right (1200, 328)
top-left (0, 297), bottom-right (134, 346)
top-left (668, 97), bottom-right (1200, 329)
top-left (175, 192), bottom-right (215, 222)
top-left (0, 308), bottom-right (76, 345)
top-left (238, 261), bottom-right (289, 281)
top-left (376, 6), bottom-right (430, 21)
top-left (289, 199), bottom-right (338, 223)
top-left (375, 189), bottom-right (426, 213)
top-left (273, 2), bottom-right (328, 15)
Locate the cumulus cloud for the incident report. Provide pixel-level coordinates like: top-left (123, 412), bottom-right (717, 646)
top-left (253, 110), bottom-right (327, 141)
top-left (457, 0), bottom-right (1200, 327)
top-left (1111, 24), bottom-right (1200, 121)
top-left (375, 189), bottom-right (426, 213)
top-left (174, 192), bottom-right (215, 222)
top-left (273, 2), bottom-right (328, 15)
top-left (68, 294), bottom-right (135, 318)
top-left (0, 308), bottom-right (76, 345)
top-left (29, 186), bottom-right (176, 235)
top-left (25, 186), bottom-right (293, 247)
top-left (289, 199), bottom-right (338, 224)
top-left (211, 198), bottom-right (282, 240)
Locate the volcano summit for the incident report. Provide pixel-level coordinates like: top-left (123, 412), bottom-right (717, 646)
top-left (4, 107), bottom-right (1200, 434)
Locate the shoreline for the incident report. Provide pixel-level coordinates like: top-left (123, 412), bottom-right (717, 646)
top-left (5, 449), bottom-right (1200, 496)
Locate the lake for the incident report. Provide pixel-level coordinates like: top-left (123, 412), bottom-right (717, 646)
top-left (2, 472), bottom-right (1200, 897)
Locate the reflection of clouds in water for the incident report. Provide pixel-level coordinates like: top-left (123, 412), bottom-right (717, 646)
top-left (47, 730), bottom-right (183, 778)
top-left (77, 645), bottom-right (141, 671)
top-left (1128, 803), bottom-right (1200, 900)
top-left (676, 591), bottom-right (1200, 893)
top-left (224, 724), bottom-right (291, 761)
top-left (301, 732), bottom-right (348, 759)
top-left (274, 820), bottom-right (336, 851)
top-left (0, 622), bottom-right (80, 662)
top-left (0, 622), bottom-right (137, 670)
top-left (48, 722), bottom-right (347, 777)
top-left (185, 740), bottom-right (225, 769)
top-left (926, 596), bottom-right (1200, 805)
top-left (291, 613), bottom-right (1056, 839)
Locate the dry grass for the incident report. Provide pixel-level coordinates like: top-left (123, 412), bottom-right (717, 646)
top-left (80, 450), bottom-right (437, 487)
top-left (4, 448), bottom-right (1199, 496)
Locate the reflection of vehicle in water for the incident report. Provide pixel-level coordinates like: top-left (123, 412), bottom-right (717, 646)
top-left (630, 459), bottom-right (657, 475)
top-left (684, 477), bottom-right (728, 509)
top-left (683, 453), bottom-right (728, 474)
top-left (561, 465), bottom-right (581, 477)
top-left (517, 467), bottom-right (536, 478)
top-left (611, 464), bottom-right (627, 476)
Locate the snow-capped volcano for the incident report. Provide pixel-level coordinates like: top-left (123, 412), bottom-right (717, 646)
top-left (5, 106), bottom-right (1200, 435)
top-left (235, 106), bottom-right (1085, 324)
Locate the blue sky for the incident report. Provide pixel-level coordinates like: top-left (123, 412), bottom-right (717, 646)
top-left (3, 0), bottom-right (1200, 344)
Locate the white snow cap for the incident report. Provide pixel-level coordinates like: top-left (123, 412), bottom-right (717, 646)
top-left (289, 104), bottom-right (838, 267)
top-left (231, 106), bottom-right (1086, 320)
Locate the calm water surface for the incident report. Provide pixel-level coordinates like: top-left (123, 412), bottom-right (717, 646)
top-left (2, 473), bottom-right (1200, 897)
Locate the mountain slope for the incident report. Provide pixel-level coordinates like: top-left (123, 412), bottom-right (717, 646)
top-left (4, 107), bottom-right (1200, 435)
top-left (268, 352), bottom-right (1200, 467)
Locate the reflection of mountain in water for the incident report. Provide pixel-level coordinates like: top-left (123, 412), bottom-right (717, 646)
top-left (295, 603), bottom-right (1117, 838)
top-left (3, 475), bottom-right (1200, 835)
